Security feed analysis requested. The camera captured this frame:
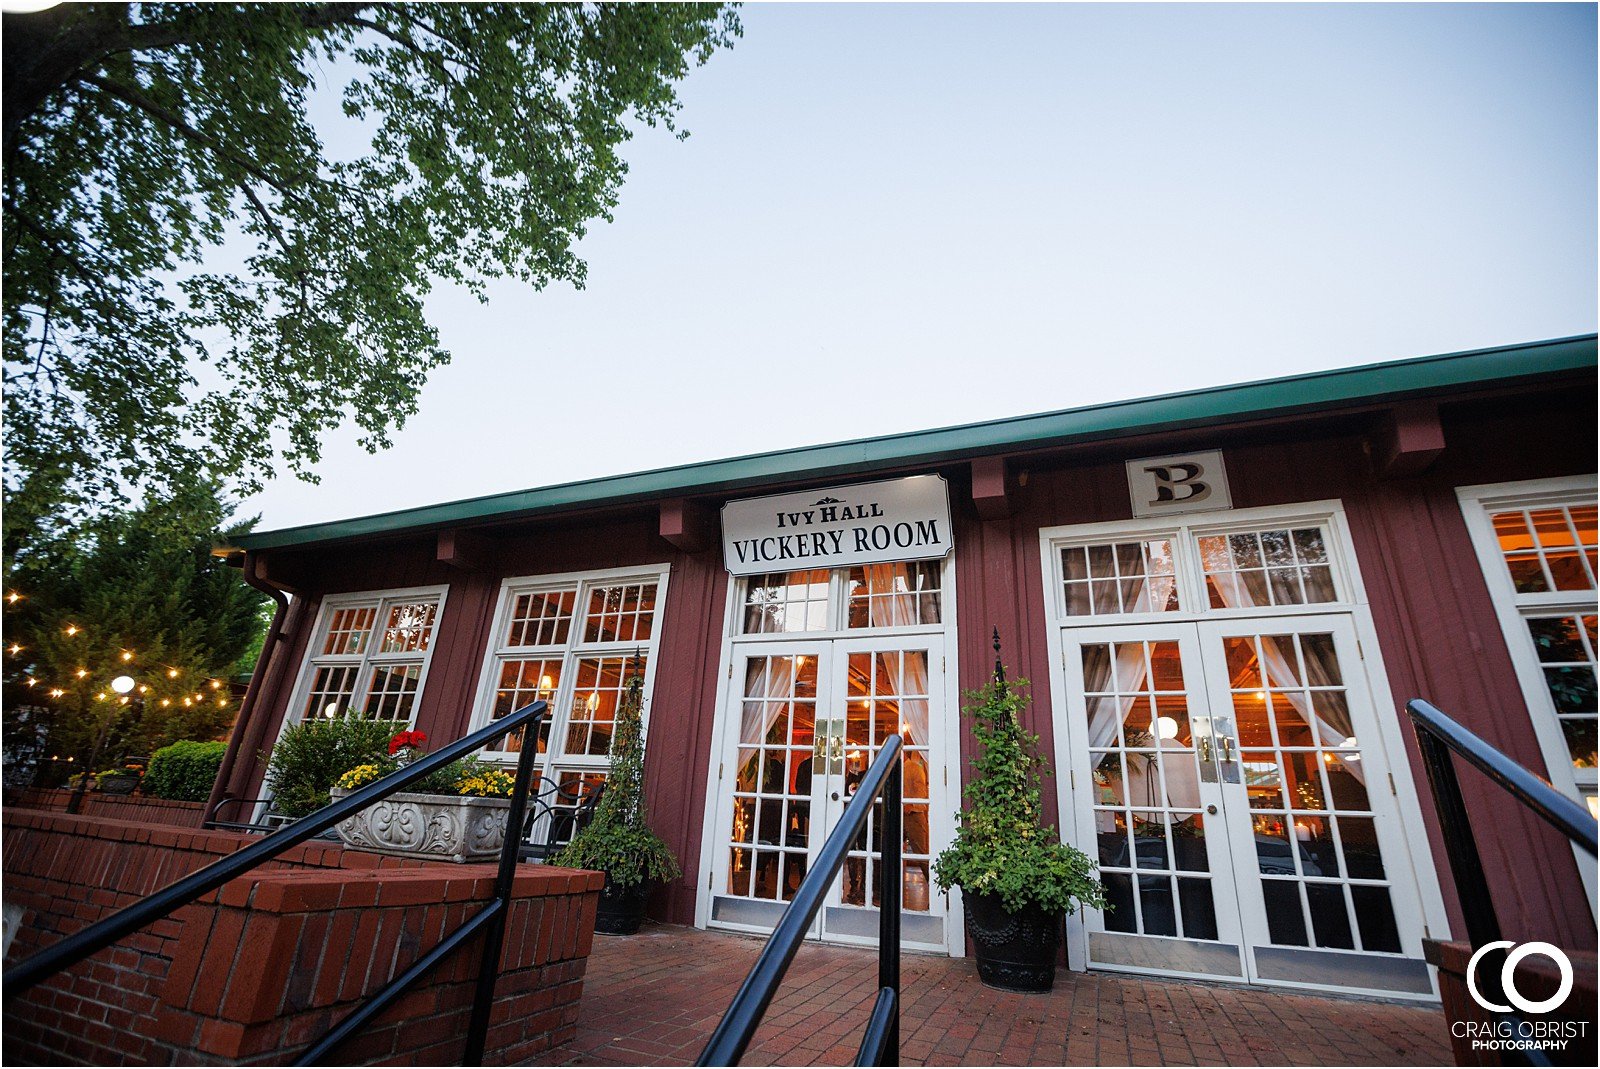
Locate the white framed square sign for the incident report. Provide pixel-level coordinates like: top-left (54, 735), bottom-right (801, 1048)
top-left (1126, 450), bottom-right (1232, 518)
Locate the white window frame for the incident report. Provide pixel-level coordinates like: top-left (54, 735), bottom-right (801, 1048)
top-left (281, 584), bottom-right (450, 730)
top-left (1456, 475), bottom-right (1599, 907)
top-left (1038, 500), bottom-right (1452, 977)
top-left (468, 564), bottom-right (671, 793)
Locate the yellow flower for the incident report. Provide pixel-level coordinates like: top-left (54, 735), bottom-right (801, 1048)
top-left (337, 764), bottom-right (383, 790)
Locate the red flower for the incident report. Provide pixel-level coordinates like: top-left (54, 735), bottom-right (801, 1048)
top-left (388, 730), bottom-right (428, 756)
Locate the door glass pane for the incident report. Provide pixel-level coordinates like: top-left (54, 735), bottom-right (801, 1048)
top-left (1225, 631), bottom-right (1401, 954)
top-left (835, 647), bottom-right (935, 915)
top-left (726, 654), bottom-right (817, 905)
top-left (1080, 638), bottom-right (1218, 940)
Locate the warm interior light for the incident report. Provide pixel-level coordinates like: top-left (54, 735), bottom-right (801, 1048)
top-left (111, 675), bottom-right (135, 694)
top-left (585, 692), bottom-right (599, 713)
top-left (1153, 716), bottom-right (1179, 740)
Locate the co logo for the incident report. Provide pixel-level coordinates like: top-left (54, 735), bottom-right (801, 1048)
top-left (1467, 941), bottom-right (1574, 1014)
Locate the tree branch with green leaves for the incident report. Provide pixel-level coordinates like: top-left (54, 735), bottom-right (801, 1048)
top-left (2, 2), bottom-right (741, 545)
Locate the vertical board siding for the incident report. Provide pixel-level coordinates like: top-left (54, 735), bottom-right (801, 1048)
top-left (232, 380), bottom-right (1594, 947)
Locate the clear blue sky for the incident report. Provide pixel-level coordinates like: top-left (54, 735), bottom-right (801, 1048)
top-left (244, 1), bottom-right (1597, 533)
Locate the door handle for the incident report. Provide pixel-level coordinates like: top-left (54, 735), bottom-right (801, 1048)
top-left (1197, 735), bottom-right (1214, 763)
top-left (1218, 735), bottom-right (1236, 763)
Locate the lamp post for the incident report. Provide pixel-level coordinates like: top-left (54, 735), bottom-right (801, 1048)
top-left (66, 674), bottom-right (139, 815)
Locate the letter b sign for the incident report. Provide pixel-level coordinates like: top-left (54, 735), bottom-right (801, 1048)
top-left (1127, 451), bottom-right (1232, 518)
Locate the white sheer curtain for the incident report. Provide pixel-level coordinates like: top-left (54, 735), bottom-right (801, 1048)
top-left (1081, 570), bottom-right (1177, 748)
top-left (859, 564), bottom-right (930, 743)
top-left (740, 656), bottom-right (796, 747)
top-left (1207, 575), bottom-right (1367, 786)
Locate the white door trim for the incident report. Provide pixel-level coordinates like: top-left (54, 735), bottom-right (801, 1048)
top-left (694, 552), bottom-right (964, 955)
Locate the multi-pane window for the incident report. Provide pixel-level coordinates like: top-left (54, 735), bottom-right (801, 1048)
top-left (1062, 539), bottom-right (1180, 617)
top-left (738, 563), bottom-right (945, 635)
top-left (294, 590), bottom-right (445, 724)
top-left (1490, 504), bottom-right (1598, 594)
top-left (742, 570), bottom-right (830, 633)
top-left (1461, 482), bottom-right (1599, 823)
top-left (1198, 528), bottom-right (1337, 609)
top-left (1464, 489), bottom-right (1598, 817)
top-left (475, 570), bottom-right (669, 824)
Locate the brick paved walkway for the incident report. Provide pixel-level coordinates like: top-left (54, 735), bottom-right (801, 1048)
top-left (525, 923), bottom-right (1452, 1067)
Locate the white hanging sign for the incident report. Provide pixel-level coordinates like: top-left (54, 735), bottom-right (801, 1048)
top-left (721, 475), bottom-right (953, 576)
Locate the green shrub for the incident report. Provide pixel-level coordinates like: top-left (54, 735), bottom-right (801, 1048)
top-left (143, 740), bottom-right (227, 801)
top-left (265, 718), bottom-right (405, 818)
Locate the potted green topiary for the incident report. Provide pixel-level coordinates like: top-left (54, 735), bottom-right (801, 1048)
top-left (933, 630), bottom-right (1106, 992)
top-left (553, 658), bottom-right (680, 934)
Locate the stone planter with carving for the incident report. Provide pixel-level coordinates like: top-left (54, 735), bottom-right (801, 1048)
top-left (329, 787), bottom-right (510, 864)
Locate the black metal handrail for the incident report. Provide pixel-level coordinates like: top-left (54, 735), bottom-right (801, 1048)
top-left (1408, 697), bottom-right (1597, 947)
top-left (1407, 698), bottom-right (1599, 1069)
top-left (4, 700), bottom-right (549, 1067)
top-left (697, 734), bottom-right (903, 1068)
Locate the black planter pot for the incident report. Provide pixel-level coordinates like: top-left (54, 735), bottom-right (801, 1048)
top-left (963, 892), bottom-right (1063, 992)
top-left (593, 876), bottom-right (649, 936)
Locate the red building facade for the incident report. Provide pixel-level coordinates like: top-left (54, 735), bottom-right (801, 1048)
top-left (218, 336), bottom-right (1597, 1001)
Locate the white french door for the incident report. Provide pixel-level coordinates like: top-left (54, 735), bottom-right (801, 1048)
top-left (1062, 615), bottom-right (1435, 997)
top-left (707, 637), bottom-right (950, 950)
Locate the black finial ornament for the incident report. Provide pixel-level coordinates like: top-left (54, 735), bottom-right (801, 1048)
top-left (631, 646), bottom-right (642, 674)
top-left (992, 626), bottom-right (1006, 690)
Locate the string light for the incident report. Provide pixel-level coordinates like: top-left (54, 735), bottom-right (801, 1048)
top-left (64, 625), bottom-right (79, 636)
top-left (95, 692), bottom-right (107, 701)
top-left (209, 680), bottom-right (221, 690)
top-left (167, 668), bottom-right (179, 679)
top-left (120, 651), bottom-right (134, 662)
top-left (6, 591), bottom-right (22, 604)
top-left (7, 643), bottom-right (21, 655)
top-left (75, 668), bottom-right (88, 678)
top-left (25, 677), bottom-right (37, 687)
top-left (159, 699), bottom-right (171, 707)
top-left (48, 688), bottom-right (64, 698)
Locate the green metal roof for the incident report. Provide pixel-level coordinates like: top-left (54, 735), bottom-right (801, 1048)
top-left (235, 334), bottom-right (1597, 551)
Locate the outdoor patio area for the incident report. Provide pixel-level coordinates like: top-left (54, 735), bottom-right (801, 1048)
top-left (525, 924), bottom-right (1453, 1067)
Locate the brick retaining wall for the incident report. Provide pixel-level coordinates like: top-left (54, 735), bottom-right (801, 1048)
top-left (4, 787), bottom-right (208, 828)
top-left (2, 809), bottom-right (601, 1065)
